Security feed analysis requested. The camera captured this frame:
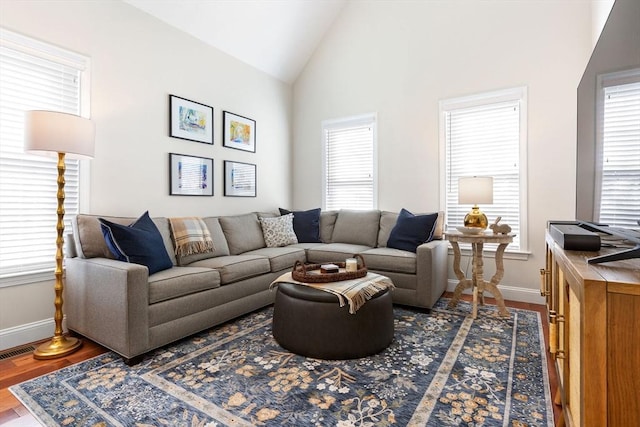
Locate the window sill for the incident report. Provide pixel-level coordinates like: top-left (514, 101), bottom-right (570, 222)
top-left (0, 270), bottom-right (55, 288)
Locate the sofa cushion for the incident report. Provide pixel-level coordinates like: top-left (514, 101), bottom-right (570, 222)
top-left (319, 210), bottom-right (338, 243)
top-left (176, 217), bottom-right (230, 266)
top-left (246, 247), bottom-right (306, 272)
top-left (203, 217), bottom-right (231, 254)
top-left (377, 211), bottom-right (399, 247)
top-left (98, 211), bottom-right (173, 275)
top-left (387, 209), bottom-right (438, 253)
top-left (153, 217), bottom-right (179, 266)
top-left (257, 210), bottom-right (279, 219)
top-left (331, 210), bottom-right (380, 247)
top-left (148, 266), bottom-right (221, 304)
top-left (189, 254), bottom-right (270, 285)
top-left (288, 242), bottom-right (325, 251)
top-left (168, 217), bottom-right (214, 257)
top-left (306, 243), bottom-right (373, 264)
top-left (74, 214), bottom-right (133, 259)
top-left (378, 210), bottom-right (445, 246)
top-left (279, 208), bottom-right (321, 243)
top-left (360, 247), bottom-right (417, 274)
top-left (72, 214), bottom-right (176, 266)
top-left (432, 211), bottom-right (445, 240)
top-left (218, 213), bottom-right (265, 255)
top-left (259, 214), bottom-right (298, 247)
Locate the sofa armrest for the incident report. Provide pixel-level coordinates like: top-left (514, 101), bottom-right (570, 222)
top-left (415, 239), bottom-right (449, 308)
top-left (65, 257), bottom-right (150, 359)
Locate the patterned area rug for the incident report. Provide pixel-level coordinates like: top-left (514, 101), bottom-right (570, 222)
top-left (10, 299), bottom-right (553, 426)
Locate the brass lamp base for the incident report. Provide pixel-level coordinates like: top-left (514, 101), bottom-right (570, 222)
top-left (463, 205), bottom-right (488, 229)
top-left (33, 152), bottom-right (83, 361)
top-left (34, 335), bottom-right (82, 360)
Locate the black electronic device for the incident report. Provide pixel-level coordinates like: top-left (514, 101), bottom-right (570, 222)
top-left (548, 220), bottom-right (640, 264)
top-left (548, 222), bottom-right (601, 251)
top-left (578, 222), bottom-right (640, 264)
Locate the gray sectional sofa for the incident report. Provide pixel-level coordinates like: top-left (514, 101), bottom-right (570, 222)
top-left (65, 209), bottom-right (448, 363)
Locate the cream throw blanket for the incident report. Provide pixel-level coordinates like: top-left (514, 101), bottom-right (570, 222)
top-left (271, 272), bottom-right (395, 314)
top-left (169, 217), bottom-right (214, 257)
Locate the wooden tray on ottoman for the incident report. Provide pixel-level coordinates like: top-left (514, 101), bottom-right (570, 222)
top-left (292, 254), bottom-right (367, 283)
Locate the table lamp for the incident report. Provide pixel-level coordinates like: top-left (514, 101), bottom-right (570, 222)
top-left (458, 176), bottom-right (493, 229)
top-left (24, 110), bottom-right (95, 359)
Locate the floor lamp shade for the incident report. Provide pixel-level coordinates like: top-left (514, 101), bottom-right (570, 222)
top-left (23, 110), bottom-right (95, 359)
top-left (24, 111), bottom-right (95, 158)
top-left (458, 176), bottom-right (493, 229)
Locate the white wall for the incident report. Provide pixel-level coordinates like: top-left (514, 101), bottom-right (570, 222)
top-left (292, 0), bottom-right (593, 302)
top-left (592, 0), bottom-right (616, 47)
top-left (0, 0), bottom-right (292, 349)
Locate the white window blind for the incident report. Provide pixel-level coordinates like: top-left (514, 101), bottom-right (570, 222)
top-left (0, 29), bottom-right (88, 281)
top-left (322, 114), bottom-right (377, 210)
top-left (596, 73), bottom-right (640, 227)
top-left (442, 88), bottom-right (527, 251)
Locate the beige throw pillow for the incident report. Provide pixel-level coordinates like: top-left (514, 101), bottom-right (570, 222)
top-left (259, 214), bottom-right (298, 247)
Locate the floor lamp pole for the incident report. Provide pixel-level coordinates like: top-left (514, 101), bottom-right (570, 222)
top-left (33, 152), bottom-right (82, 359)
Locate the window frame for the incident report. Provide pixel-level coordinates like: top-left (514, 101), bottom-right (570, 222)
top-left (594, 68), bottom-right (640, 227)
top-left (439, 86), bottom-right (529, 254)
top-left (0, 28), bottom-right (91, 288)
top-left (321, 113), bottom-right (378, 211)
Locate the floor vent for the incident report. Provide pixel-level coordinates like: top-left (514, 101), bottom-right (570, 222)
top-left (0, 344), bottom-right (36, 360)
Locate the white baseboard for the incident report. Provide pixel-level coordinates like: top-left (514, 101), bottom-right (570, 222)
top-left (0, 317), bottom-right (64, 351)
top-left (446, 280), bottom-right (545, 305)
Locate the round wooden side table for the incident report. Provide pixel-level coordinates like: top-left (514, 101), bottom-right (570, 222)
top-left (445, 231), bottom-right (515, 318)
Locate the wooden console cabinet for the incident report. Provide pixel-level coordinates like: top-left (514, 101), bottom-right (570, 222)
top-left (542, 230), bottom-right (640, 427)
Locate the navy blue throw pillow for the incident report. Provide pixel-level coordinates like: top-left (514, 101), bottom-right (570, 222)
top-left (386, 209), bottom-right (439, 253)
top-left (98, 211), bottom-right (173, 275)
top-left (279, 208), bottom-right (321, 243)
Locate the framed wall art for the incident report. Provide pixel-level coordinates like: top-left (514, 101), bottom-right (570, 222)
top-left (224, 160), bottom-right (256, 197)
top-left (169, 95), bottom-right (214, 144)
top-left (223, 111), bottom-right (256, 152)
top-left (169, 153), bottom-right (213, 196)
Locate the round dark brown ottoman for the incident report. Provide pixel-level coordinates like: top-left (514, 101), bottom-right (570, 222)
top-left (272, 282), bottom-right (394, 359)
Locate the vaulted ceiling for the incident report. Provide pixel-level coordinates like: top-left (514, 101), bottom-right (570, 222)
top-left (124, 0), bottom-right (347, 84)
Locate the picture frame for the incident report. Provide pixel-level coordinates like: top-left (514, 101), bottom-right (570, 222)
top-left (223, 111), bottom-right (256, 152)
top-left (224, 160), bottom-right (256, 197)
top-left (169, 95), bottom-right (214, 144)
top-left (169, 153), bottom-right (214, 196)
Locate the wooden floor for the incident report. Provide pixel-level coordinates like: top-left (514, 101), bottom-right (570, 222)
top-left (0, 295), bottom-right (560, 426)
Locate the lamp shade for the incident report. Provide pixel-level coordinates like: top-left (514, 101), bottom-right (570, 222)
top-left (458, 176), bottom-right (493, 205)
top-left (24, 111), bottom-right (95, 159)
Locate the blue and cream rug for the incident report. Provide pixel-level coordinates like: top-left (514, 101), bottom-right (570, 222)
top-left (10, 299), bottom-right (553, 426)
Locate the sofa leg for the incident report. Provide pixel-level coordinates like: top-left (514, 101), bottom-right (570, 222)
top-left (124, 355), bottom-right (144, 366)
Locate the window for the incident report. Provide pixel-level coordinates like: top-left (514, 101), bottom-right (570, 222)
top-left (322, 113), bottom-right (377, 210)
top-left (595, 69), bottom-right (640, 227)
top-left (0, 28), bottom-right (90, 284)
top-left (440, 87), bottom-right (528, 251)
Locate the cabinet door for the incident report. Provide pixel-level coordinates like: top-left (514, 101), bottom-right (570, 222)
top-left (553, 268), bottom-right (569, 415)
top-left (543, 245), bottom-right (558, 354)
top-left (567, 282), bottom-right (580, 427)
top-left (607, 292), bottom-right (640, 426)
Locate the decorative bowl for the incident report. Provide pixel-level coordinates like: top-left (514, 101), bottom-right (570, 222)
top-left (456, 226), bottom-right (486, 235)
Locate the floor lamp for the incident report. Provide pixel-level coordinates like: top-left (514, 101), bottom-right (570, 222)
top-left (24, 111), bottom-right (95, 359)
